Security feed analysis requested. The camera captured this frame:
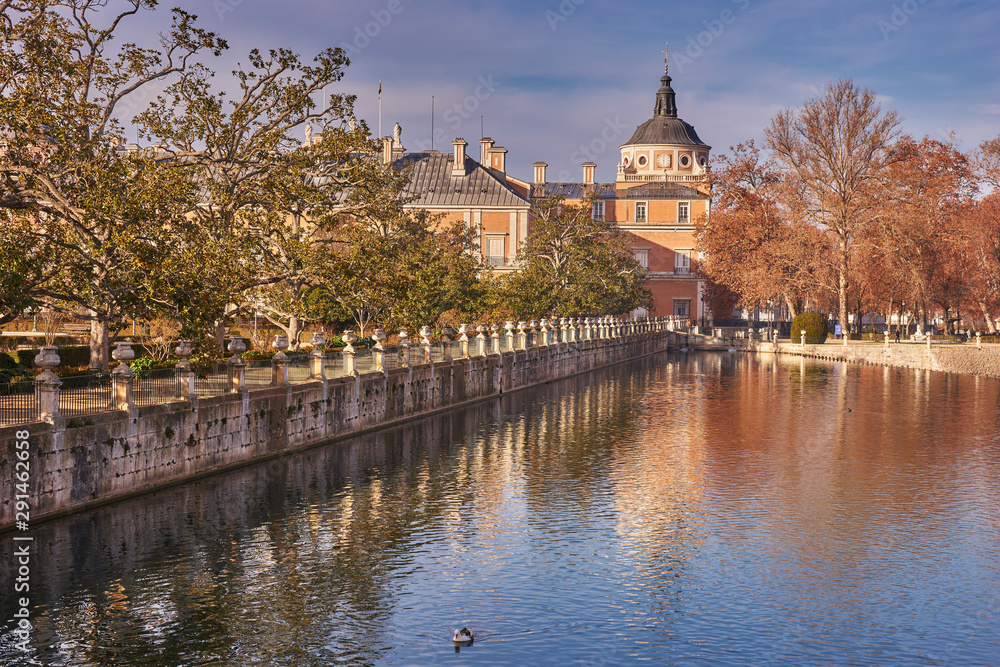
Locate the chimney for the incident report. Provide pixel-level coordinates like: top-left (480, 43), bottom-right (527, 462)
top-left (383, 137), bottom-right (393, 165)
top-left (452, 138), bottom-right (468, 177)
top-left (582, 162), bottom-right (596, 185)
top-left (488, 146), bottom-right (507, 177)
top-left (533, 162), bottom-right (548, 185)
top-left (480, 136), bottom-right (494, 163)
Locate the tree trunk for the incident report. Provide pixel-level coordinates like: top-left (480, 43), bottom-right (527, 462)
top-left (89, 316), bottom-right (109, 371)
top-left (288, 315), bottom-right (302, 352)
top-left (838, 238), bottom-right (849, 337)
top-left (213, 320), bottom-right (227, 354)
top-left (980, 300), bottom-right (996, 332)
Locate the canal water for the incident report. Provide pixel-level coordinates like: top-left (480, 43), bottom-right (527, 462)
top-left (2, 352), bottom-right (999, 665)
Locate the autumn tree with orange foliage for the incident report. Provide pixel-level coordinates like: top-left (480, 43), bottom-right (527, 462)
top-left (869, 137), bottom-right (975, 329)
top-left (765, 80), bottom-right (901, 331)
top-left (696, 141), bottom-right (832, 321)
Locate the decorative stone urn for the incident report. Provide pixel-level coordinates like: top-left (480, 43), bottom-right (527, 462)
top-left (175, 339), bottom-right (193, 370)
top-left (272, 334), bottom-right (289, 359)
top-left (228, 337), bottom-right (247, 367)
top-left (34, 346), bottom-right (60, 373)
top-left (112, 341), bottom-right (135, 375)
top-left (309, 332), bottom-right (326, 348)
top-left (342, 330), bottom-right (358, 353)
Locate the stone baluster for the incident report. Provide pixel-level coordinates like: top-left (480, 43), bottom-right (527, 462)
top-left (441, 325), bottom-right (455, 361)
top-left (884, 330), bottom-right (891, 348)
top-left (539, 319), bottom-right (551, 346)
top-left (308, 332), bottom-right (326, 380)
top-left (34, 346), bottom-right (62, 422)
top-left (490, 323), bottom-right (501, 353)
top-left (476, 325), bottom-right (488, 356)
top-left (372, 328), bottom-right (387, 372)
top-left (570, 318), bottom-right (579, 342)
top-left (228, 336), bottom-right (248, 391)
top-left (459, 324), bottom-right (471, 358)
top-left (342, 331), bottom-right (358, 375)
top-left (801, 329), bottom-right (807, 346)
top-left (420, 326), bottom-right (433, 363)
top-left (399, 329), bottom-right (411, 367)
top-left (503, 321), bottom-right (516, 351)
top-left (111, 340), bottom-right (135, 410)
top-left (271, 334), bottom-right (290, 385)
top-left (529, 320), bottom-right (539, 347)
top-left (517, 321), bottom-right (528, 350)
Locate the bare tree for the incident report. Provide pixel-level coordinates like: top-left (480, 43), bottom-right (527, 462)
top-left (765, 79), bottom-right (901, 331)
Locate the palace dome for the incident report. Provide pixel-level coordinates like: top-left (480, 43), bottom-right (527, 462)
top-left (623, 73), bottom-right (709, 149)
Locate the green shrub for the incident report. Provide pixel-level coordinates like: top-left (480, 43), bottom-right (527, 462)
top-left (56, 345), bottom-right (91, 367)
top-left (791, 312), bottom-right (829, 344)
top-left (0, 353), bottom-right (18, 370)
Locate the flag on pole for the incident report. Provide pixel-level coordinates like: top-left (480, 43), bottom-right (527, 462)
top-left (378, 81), bottom-right (381, 100)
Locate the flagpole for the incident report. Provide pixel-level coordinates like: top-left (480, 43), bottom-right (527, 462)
top-left (378, 80), bottom-right (382, 138)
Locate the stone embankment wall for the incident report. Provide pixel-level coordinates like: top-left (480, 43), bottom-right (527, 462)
top-left (741, 339), bottom-right (1000, 377)
top-left (1, 331), bottom-right (671, 530)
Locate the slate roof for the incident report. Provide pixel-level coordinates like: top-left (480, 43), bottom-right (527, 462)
top-left (394, 152), bottom-right (530, 208)
top-left (620, 182), bottom-right (709, 200)
top-left (624, 116), bottom-right (709, 148)
top-left (529, 182), bottom-right (617, 199)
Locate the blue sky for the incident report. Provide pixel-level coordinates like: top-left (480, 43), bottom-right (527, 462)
top-left (127, 0), bottom-right (999, 183)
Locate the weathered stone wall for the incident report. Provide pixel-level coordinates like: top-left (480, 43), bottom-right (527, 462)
top-left (741, 339), bottom-right (1000, 377)
top-left (1, 332), bottom-right (670, 529)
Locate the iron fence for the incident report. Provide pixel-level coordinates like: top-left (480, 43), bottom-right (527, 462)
top-left (133, 368), bottom-right (178, 407)
top-left (59, 373), bottom-right (114, 419)
top-left (0, 379), bottom-right (38, 425)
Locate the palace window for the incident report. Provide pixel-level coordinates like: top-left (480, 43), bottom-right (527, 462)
top-left (678, 201), bottom-right (690, 224)
top-left (673, 299), bottom-right (691, 318)
top-left (635, 201), bottom-right (647, 223)
top-left (487, 236), bottom-right (506, 267)
top-left (592, 200), bottom-right (605, 221)
top-left (633, 248), bottom-right (649, 269)
top-left (674, 249), bottom-right (691, 275)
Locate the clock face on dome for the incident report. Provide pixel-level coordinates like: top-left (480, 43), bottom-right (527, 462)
top-left (656, 154), bottom-right (671, 168)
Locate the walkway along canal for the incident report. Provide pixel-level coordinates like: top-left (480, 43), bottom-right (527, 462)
top-left (1, 318), bottom-right (675, 530)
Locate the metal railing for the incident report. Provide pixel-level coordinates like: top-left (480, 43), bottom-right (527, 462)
top-left (59, 373), bottom-right (114, 419)
top-left (0, 380), bottom-right (38, 425)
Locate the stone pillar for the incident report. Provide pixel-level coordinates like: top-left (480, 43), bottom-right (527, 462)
top-left (228, 336), bottom-right (248, 391)
top-left (977, 331), bottom-right (982, 348)
top-left (420, 326), bottom-right (433, 363)
top-left (111, 341), bottom-right (135, 410)
top-left (503, 321), bottom-right (516, 351)
top-left (441, 325), bottom-right (455, 361)
top-left (34, 346), bottom-right (61, 422)
top-left (308, 332), bottom-right (326, 380)
top-left (517, 321), bottom-right (528, 350)
top-left (884, 330), bottom-right (891, 348)
top-left (399, 329), bottom-right (411, 367)
top-left (927, 332), bottom-right (932, 349)
top-left (174, 339), bottom-right (195, 398)
top-left (528, 320), bottom-right (539, 348)
top-left (539, 319), bottom-right (551, 346)
top-left (342, 331), bottom-right (358, 376)
top-left (459, 324), bottom-right (472, 358)
top-left (372, 328), bottom-right (387, 372)
top-left (476, 325), bottom-right (488, 356)
top-left (271, 334), bottom-right (290, 385)
top-left (801, 330), bottom-right (807, 346)
top-left (490, 323), bottom-right (501, 353)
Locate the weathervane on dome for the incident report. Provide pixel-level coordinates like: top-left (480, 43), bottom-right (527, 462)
top-left (662, 40), bottom-right (670, 74)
